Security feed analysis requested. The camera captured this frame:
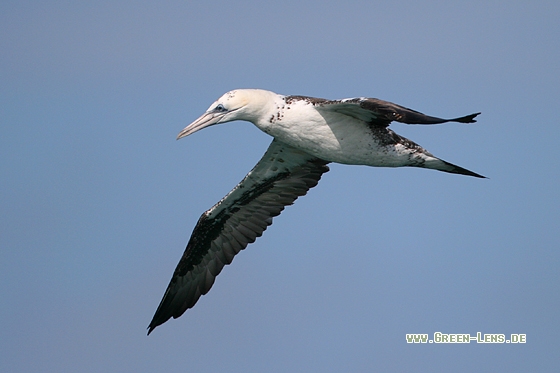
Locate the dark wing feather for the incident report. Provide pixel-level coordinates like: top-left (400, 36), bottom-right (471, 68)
top-left (315, 97), bottom-right (480, 127)
top-left (148, 139), bottom-right (329, 334)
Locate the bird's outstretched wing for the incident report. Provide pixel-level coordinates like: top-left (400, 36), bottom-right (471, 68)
top-left (148, 139), bottom-right (329, 334)
top-left (312, 97), bottom-right (480, 127)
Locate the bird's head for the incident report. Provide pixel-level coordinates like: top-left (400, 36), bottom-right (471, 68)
top-left (177, 89), bottom-right (272, 140)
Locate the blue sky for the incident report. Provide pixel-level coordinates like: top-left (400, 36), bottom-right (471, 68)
top-left (1, 1), bottom-right (559, 371)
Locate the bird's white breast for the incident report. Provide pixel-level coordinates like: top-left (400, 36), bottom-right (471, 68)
top-left (253, 98), bottom-right (402, 166)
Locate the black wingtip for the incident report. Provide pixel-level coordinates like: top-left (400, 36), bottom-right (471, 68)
top-left (147, 310), bottom-right (168, 335)
top-left (453, 112), bottom-right (481, 124)
top-left (147, 313), bottom-right (169, 335)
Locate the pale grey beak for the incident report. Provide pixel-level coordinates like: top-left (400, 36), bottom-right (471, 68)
top-left (177, 111), bottom-right (225, 140)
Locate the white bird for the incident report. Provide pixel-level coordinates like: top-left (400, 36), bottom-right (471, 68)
top-left (148, 89), bottom-right (483, 334)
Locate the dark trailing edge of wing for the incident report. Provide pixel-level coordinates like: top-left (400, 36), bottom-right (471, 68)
top-left (291, 94), bottom-right (481, 127)
top-left (357, 98), bottom-right (480, 126)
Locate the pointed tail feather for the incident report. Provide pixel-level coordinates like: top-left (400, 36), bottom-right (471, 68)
top-left (422, 157), bottom-right (486, 178)
top-left (444, 164), bottom-right (486, 178)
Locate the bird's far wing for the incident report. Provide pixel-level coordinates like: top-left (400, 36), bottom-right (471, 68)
top-left (148, 139), bottom-right (330, 334)
top-left (315, 97), bottom-right (480, 127)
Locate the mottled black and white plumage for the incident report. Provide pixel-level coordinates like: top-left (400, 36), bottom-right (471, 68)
top-left (148, 89), bottom-right (484, 334)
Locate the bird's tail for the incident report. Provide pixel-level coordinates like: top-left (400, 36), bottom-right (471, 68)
top-left (422, 157), bottom-right (486, 178)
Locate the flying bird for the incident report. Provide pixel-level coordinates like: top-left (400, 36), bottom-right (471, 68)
top-left (148, 89), bottom-right (484, 334)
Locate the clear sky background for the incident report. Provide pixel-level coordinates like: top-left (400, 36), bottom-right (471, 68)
top-left (1, 1), bottom-right (559, 372)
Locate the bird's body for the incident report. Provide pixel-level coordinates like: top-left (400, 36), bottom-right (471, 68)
top-left (256, 93), bottom-right (391, 165)
top-left (148, 89), bottom-right (484, 334)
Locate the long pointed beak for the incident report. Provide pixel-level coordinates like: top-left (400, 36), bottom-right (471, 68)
top-left (177, 112), bottom-right (224, 140)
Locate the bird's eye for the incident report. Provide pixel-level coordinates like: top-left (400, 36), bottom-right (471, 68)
top-left (215, 104), bottom-right (226, 112)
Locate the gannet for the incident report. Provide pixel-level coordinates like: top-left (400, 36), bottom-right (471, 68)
top-left (148, 89), bottom-right (484, 334)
